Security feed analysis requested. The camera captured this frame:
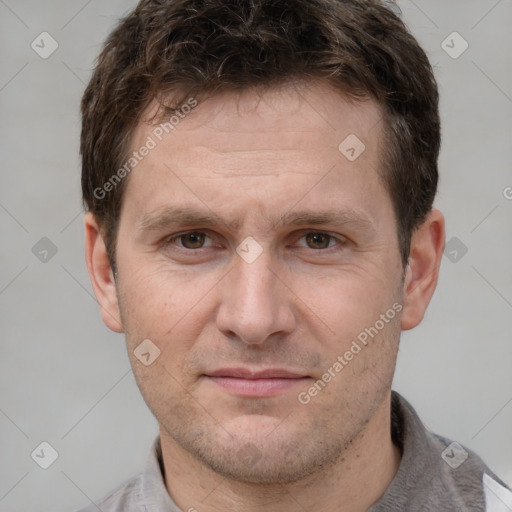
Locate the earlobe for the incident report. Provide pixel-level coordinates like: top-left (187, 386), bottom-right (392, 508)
top-left (401, 209), bottom-right (445, 331)
top-left (84, 212), bottom-right (124, 333)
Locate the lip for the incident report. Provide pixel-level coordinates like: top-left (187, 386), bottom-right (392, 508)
top-left (204, 368), bottom-right (310, 397)
top-left (207, 368), bottom-right (306, 379)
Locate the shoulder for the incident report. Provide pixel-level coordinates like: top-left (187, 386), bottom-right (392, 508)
top-left (374, 392), bottom-right (512, 511)
top-left (73, 474), bottom-right (143, 512)
top-left (430, 430), bottom-right (512, 511)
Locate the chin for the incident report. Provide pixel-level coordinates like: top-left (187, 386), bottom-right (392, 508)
top-left (222, 412), bottom-right (292, 437)
top-left (195, 436), bottom-right (342, 485)
top-left (172, 417), bottom-right (345, 485)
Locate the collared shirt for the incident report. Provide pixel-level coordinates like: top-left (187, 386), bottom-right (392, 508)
top-left (75, 392), bottom-right (512, 512)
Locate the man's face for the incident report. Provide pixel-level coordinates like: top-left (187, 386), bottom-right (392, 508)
top-left (112, 82), bottom-right (406, 483)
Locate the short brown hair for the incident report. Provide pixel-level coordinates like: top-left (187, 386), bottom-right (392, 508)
top-left (81, 0), bottom-right (440, 267)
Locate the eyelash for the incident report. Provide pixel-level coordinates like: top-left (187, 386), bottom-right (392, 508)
top-left (161, 230), bottom-right (346, 254)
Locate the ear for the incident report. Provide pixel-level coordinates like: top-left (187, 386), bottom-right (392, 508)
top-left (401, 209), bottom-right (445, 331)
top-left (84, 212), bottom-right (124, 333)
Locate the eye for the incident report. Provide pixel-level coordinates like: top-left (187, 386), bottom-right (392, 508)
top-left (170, 231), bottom-right (212, 250)
top-left (162, 230), bottom-right (345, 254)
top-left (295, 232), bottom-right (343, 250)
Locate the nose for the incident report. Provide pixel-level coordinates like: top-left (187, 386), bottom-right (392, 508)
top-left (215, 250), bottom-right (296, 346)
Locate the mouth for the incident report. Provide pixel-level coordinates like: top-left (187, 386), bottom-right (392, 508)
top-left (203, 368), bottom-right (310, 398)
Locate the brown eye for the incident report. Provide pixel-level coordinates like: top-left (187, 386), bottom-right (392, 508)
top-left (178, 232), bottom-right (206, 249)
top-left (304, 233), bottom-right (333, 249)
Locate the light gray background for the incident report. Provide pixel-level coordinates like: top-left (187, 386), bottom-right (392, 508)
top-left (0, 1), bottom-right (511, 510)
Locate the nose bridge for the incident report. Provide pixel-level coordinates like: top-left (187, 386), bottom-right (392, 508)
top-left (234, 250), bottom-right (275, 307)
top-left (216, 248), bottom-right (294, 344)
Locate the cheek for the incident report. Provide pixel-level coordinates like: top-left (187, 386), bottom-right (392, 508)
top-left (117, 264), bottom-right (220, 359)
top-left (290, 268), bottom-right (399, 341)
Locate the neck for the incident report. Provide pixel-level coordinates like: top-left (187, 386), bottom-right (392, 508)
top-left (160, 391), bottom-right (401, 512)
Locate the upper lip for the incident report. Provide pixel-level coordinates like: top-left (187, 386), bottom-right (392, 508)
top-left (206, 368), bottom-right (307, 379)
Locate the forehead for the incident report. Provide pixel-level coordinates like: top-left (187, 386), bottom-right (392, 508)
top-left (140, 81), bottom-right (383, 153)
top-left (122, 81), bottom-right (389, 226)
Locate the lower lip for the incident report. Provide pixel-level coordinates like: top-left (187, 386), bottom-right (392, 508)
top-left (207, 376), bottom-right (309, 397)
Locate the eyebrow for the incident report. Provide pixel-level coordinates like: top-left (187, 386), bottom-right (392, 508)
top-left (137, 208), bottom-right (240, 232)
top-left (137, 206), bottom-right (375, 233)
top-left (274, 209), bottom-right (374, 231)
